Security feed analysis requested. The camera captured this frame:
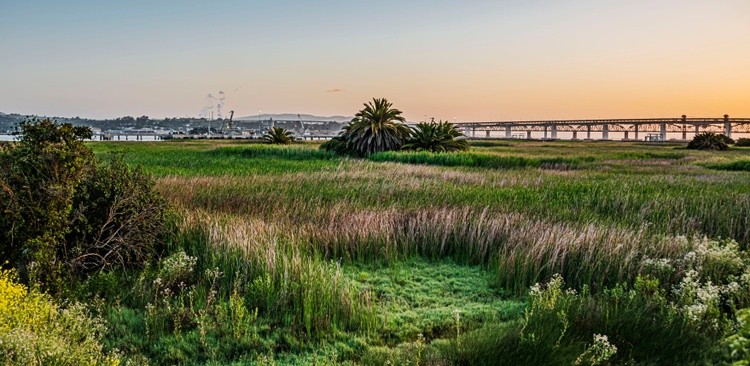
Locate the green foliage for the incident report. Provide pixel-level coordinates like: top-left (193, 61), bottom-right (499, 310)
top-left (154, 250), bottom-right (198, 289)
top-left (402, 120), bottom-right (469, 152)
top-left (0, 119), bottom-right (165, 292)
top-left (79, 139), bottom-right (750, 364)
top-left (347, 259), bottom-right (523, 343)
top-left (688, 132), bottom-right (730, 151)
top-left (721, 134), bottom-right (737, 145)
top-left (0, 269), bottom-right (119, 366)
top-left (209, 145), bottom-right (338, 161)
top-left (735, 138), bottom-right (750, 147)
top-left (262, 127), bottom-right (296, 144)
top-left (450, 275), bottom-right (720, 365)
top-left (0, 119), bottom-right (93, 288)
top-left (67, 154), bottom-right (167, 273)
top-left (709, 160), bottom-right (750, 172)
top-left (610, 151), bottom-right (686, 160)
top-left (91, 141), bottom-right (342, 177)
top-left (369, 150), bottom-right (591, 170)
top-left (321, 98), bottom-right (410, 156)
top-left (724, 308), bottom-right (750, 365)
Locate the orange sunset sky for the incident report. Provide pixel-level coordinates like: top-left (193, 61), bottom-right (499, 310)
top-left (1, 0), bottom-right (749, 121)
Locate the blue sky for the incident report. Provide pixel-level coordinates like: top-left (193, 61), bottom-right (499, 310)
top-left (1, 0), bottom-right (749, 120)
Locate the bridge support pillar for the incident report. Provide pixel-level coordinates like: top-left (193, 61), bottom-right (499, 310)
top-left (472, 127), bottom-right (476, 138)
top-left (624, 131), bottom-right (629, 140)
top-left (526, 131), bottom-right (532, 139)
top-left (586, 125), bottom-right (592, 140)
top-left (572, 131), bottom-right (578, 140)
top-left (505, 126), bottom-right (511, 138)
top-left (543, 125), bottom-right (548, 139)
top-left (486, 130), bottom-right (490, 138)
top-left (724, 114), bottom-right (732, 138)
top-left (634, 125), bottom-right (639, 140)
top-left (551, 124), bottom-right (557, 139)
top-left (659, 123), bottom-right (667, 141)
top-left (682, 126), bottom-right (687, 141)
top-left (602, 124), bottom-right (609, 140)
top-left (694, 125), bottom-right (700, 136)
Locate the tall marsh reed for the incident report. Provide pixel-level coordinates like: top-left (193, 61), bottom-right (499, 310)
top-left (171, 210), bottom-right (378, 337)
top-left (170, 202), bottom-right (719, 295)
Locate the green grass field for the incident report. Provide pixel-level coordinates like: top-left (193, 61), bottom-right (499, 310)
top-left (80, 139), bottom-right (750, 365)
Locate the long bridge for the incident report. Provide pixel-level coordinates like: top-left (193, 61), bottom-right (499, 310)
top-left (88, 115), bottom-right (750, 142)
top-left (456, 115), bottom-right (750, 141)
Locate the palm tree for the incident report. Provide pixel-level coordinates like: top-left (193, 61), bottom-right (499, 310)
top-left (321, 98), bottom-right (410, 156)
top-left (262, 127), bottom-right (295, 144)
top-left (402, 120), bottom-right (469, 152)
top-left (687, 132), bottom-right (730, 151)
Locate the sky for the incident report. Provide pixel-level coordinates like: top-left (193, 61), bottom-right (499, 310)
top-left (1, 0), bottom-right (749, 121)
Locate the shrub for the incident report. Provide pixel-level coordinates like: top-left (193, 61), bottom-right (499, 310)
top-left (67, 154), bottom-right (167, 274)
top-left (155, 250), bottom-right (198, 289)
top-left (450, 275), bottom-right (720, 365)
top-left (687, 132), bottom-right (730, 151)
top-left (735, 138), bottom-right (750, 147)
top-left (724, 308), bottom-right (750, 364)
top-left (574, 334), bottom-right (618, 366)
top-left (0, 269), bottom-right (119, 365)
top-left (402, 120), bottom-right (469, 152)
top-left (0, 119), bottom-right (166, 291)
top-left (720, 134), bottom-right (736, 145)
top-left (261, 127), bottom-right (296, 144)
top-left (0, 119), bottom-right (93, 288)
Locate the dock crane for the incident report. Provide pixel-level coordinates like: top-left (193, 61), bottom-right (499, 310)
top-left (221, 110), bottom-right (234, 134)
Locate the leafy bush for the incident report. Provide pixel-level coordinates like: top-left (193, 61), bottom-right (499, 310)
top-left (724, 308), bottom-right (750, 364)
top-left (262, 127), bottom-right (296, 144)
top-left (721, 134), bottom-right (736, 145)
top-left (321, 98), bottom-right (410, 156)
top-left (402, 120), bottom-right (469, 152)
top-left (67, 154), bottom-right (166, 273)
top-left (155, 250), bottom-right (198, 289)
top-left (0, 119), bottom-right (166, 291)
top-left (0, 119), bottom-right (93, 288)
top-left (687, 132), bottom-right (730, 151)
top-left (450, 275), bottom-right (720, 365)
top-left (0, 269), bottom-right (119, 365)
top-left (735, 138), bottom-right (750, 147)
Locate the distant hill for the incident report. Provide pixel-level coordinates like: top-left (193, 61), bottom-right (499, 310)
top-left (237, 113), bottom-right (351, 122)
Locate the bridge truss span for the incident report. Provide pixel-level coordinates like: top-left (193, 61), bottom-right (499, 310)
top-left (456, 116), bottom-right (750, 141)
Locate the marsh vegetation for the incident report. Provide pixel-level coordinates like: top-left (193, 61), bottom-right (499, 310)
top-left (3, 121), bottom-right (750, 364)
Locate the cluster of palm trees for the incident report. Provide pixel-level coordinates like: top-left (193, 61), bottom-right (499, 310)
top-left (320, 98), bottom-right (468, 155)
top-left (262, 98), bottom-right (468, 154)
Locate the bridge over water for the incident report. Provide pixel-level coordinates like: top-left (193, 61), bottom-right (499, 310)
top-left (89, 115), bottom-right (750, 142)
top-left (456, 115), bottom-right (750, 141)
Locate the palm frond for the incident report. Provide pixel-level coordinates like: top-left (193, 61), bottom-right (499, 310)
top-left (403, 120), bottom-right (468, 152)
top-left (320, 98), bottom-right (409, 156)
top-left (262, 127), bottom-right (296, 144)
